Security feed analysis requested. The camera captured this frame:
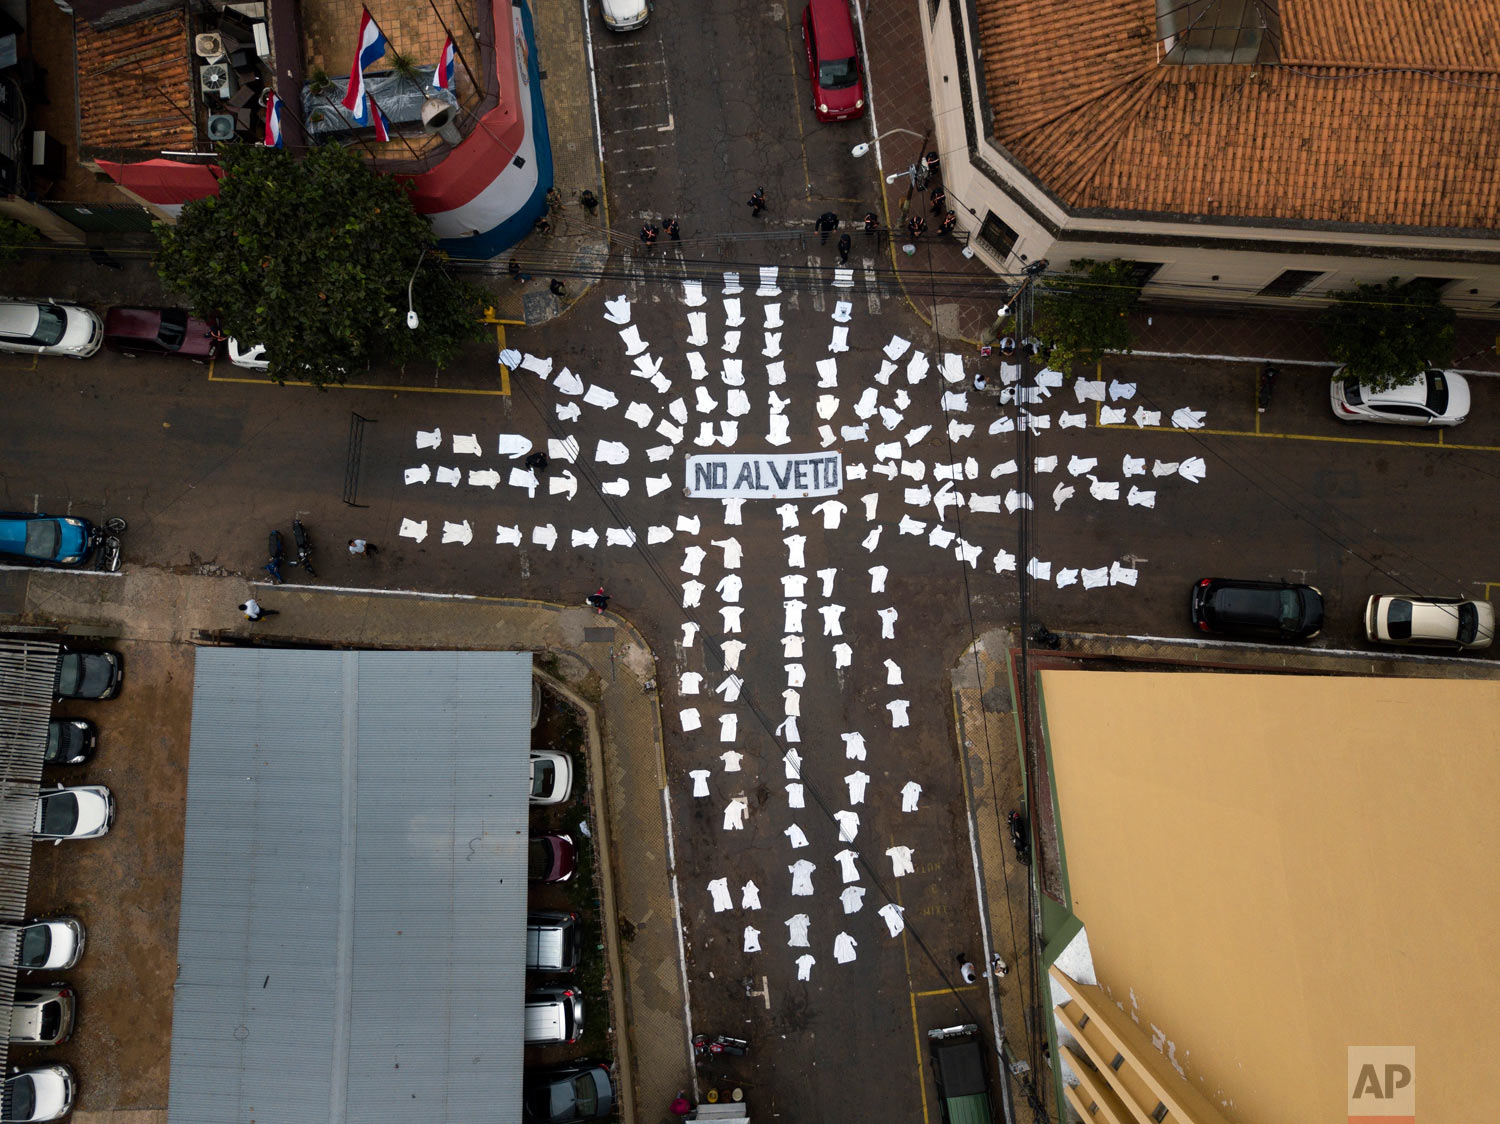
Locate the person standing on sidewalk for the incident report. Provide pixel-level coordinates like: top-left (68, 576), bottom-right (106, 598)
top-left (863, 211), bottom-right (878, 235)
top-left (639, 222), bottom-right (659, 251)
top-left (929, 185), bottom-right (947, 214)
top-left (664, 216), bottom-right (681, 241)
top-left (836, 232), bottom-right (851, 265)
top-left (579, 189), bottom-right (599, 215)
top-left (939, 209), bottom-right (958, 237)
top-left (239, 598), bottom-right (278, 621)
top-left (816, 211), bottom-right (839, 244)
top-left (348, 538), bottom-right (378, 556)
top-left (747, 187), bottom-right (767, 215)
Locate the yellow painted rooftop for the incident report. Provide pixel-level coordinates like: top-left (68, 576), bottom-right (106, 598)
top-left (1041, 670), bottom-right (1500, 1123)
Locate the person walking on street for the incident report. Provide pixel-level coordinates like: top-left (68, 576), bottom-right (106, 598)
top-left (586, 587), bottom-right (610, 613)
top-left (748, 187), bottom-right (767, 215)
top-left (348, 538), bottom-right (378, 556)
top-left (664, 216), bottom-right (680, 241)
top-left (507, 259), bottom-right (531, 283)
top-left (640, 222), bottom-right (659, 251)
top-left (239, 598), bottom-right (278, 621)
top-left (939, 209), bottom-right (958, 237)
top-left (579, 189), bottom-right (599, 215)
top-left (973, 371), bottom-right (988, 392)
top-left (836, 232), bottom-right (851, 265)
top-left (816, 211), bottom-right (839, 244)
top-left (956, 954), bottom-right (977, 984)
top-left (863, 211), bottom-right (878, 235)
top-left (524, 450), bottom-right (549, 476)
top-left (549, 278), bottom-right (567, 298)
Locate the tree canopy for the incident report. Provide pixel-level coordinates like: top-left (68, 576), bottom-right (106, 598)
top-left (155, 144), bottom-right (483, 387)
top-left (1031, 258), bottom-right (1140, 374)
top-left (1320, 278), bottom-right (1456, 390)
top-left (0, 214), bottom-right (36, 265)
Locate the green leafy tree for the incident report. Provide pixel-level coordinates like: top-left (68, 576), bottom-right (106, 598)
top-left (0, 214), bottom-right (37, 265)
top-left (154, 143), bottom-right (483, 387)
top-left (1320, 278), bottom-right (1455, 390)
top-left (1031, 258), bottom-right (1140, 374)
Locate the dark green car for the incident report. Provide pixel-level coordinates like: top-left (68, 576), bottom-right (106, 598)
top-left (928, 1024), bottom-right (995, 1124)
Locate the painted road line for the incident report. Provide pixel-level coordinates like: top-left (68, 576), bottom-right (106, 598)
top-left (897, 873), bottom-right (932, 1124)
top-left (495, 324), bottom-right (511, 395)
top-left (1095, 419), bottom-right (1500, 453)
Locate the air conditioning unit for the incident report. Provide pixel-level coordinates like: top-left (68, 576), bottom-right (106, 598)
top-left (194, 32), bottom-right (225, 61)
top-left (199, 63), bottom-right (235, 99)
top-left (207, 114), bottom-right (236, 141)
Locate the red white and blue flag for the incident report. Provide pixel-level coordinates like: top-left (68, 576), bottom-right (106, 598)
top-left (370, 94), bottom-right (391, 143)
top-left (435, 35), bottom-right (455, 91)
top-left (340, 7), bottom-right (389, 118)
top-left (263, 89), bottom-right (283, 147)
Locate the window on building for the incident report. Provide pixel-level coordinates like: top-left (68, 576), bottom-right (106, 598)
top-left (1151, 1104), bottom-right (1170, 1123)
top-left (1156, 0), bottom-right (1281, 65)
top-left (1122, 261), bottom-right (1163, 288)
top-left (977, 211), bottom-right (1020, 260)
top-left (1258, 269), bottom-right (1323, 297)
top-left (1110, 1052), bottom-right (1126, 1071)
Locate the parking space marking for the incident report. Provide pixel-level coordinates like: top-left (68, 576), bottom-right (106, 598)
top-left (1484, 581), bottom-right (1500, 601)
top-left (896, 876), bottom-right (933, 1124)
top-left (0, 355), bottom-right (37, 370)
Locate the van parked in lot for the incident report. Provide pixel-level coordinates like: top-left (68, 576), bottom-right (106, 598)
top-left (526, 911), bottom-right (580, 973)
top-left (524, 986), bottom-right (585, 1045)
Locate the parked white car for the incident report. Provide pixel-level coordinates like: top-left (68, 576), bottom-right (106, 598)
top-left (11, 918), bottom-right (85, 971)
top-left (34, 785), bottom-right (115, 843)
top-left (601, 0), bottom-right (649, 30)
top-left (529, 751), bottom-right (573, 805)
top-left (1330, 367), bottom-right (1469, 427)
top-left (2, 1063), bottom-right (76, 1121)
top-left (1365, 594), bottom-right (1495, 650)
top-left (227, 338), bottom-right (268, 369)
top-left (0, 299), bottom-right (102, 358)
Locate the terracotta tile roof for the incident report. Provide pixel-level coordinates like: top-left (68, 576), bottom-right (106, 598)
top-left (76, 8), bottom-right (198, 154)
top-left (976, 0), bottom-right (1500, 230)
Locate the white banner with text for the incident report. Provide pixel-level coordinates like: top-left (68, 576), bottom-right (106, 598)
top-left (686, 452), bottom-right (844, 499)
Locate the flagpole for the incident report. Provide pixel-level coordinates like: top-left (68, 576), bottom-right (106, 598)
top-left (425, 3), bottom-right (480, 98)
top-left (366, 90), bottom-right (424, 161)
top-left (429, 0), bottom-right (481, 65)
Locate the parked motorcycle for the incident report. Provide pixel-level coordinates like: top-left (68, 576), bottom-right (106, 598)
top-left (693, 1033), bottom-right (749, 1060)
top-left (292, 517), bottom-right (316, 577)
top-left (265, 530), bottom-right (285, 585)
top-left (1008, 810), bottom-right (1031, 865)
top-left (1257, 364), bottom-right (1278, 414)
top-left (92, 517), bottom-right (126, 573)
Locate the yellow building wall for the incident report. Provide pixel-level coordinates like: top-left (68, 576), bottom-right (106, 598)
top-left (1041, 671), bottom-right (1500, 1124)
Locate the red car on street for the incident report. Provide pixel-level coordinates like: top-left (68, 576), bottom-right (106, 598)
top-left (103, 307), bottom-right (221, 360)
top-left (802, 0), bottom-right (866, 122)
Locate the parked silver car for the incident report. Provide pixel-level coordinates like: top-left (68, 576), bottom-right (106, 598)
top-left (0, 299), bottom-right (102, 358)
top-left (1365, 595), bottom-right (1495, 650)
top-left (34, 785), bottom-right (115, 843)
top-left (2, 1063), bottom-right (76, 1121)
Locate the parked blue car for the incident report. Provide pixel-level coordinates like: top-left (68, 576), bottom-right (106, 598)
top-left (0, 514), bottom-right (100, 568)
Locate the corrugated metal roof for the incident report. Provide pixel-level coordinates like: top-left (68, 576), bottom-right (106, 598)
top-left (168, 649), bottom-right (533, 1124)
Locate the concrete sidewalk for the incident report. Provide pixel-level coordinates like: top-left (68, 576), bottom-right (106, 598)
top-left (5, 567), bottom-right (686, 1124)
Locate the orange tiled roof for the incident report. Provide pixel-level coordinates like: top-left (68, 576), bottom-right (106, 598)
top-left (77, 8), bottom-right (198, 154)
top-left (975, 0), bottom-right (1500, 230)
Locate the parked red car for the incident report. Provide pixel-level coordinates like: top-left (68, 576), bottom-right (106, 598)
top-left (802, 0), bottom-right (866, 122)
top-left (103, 307), bottom-right (221, 360)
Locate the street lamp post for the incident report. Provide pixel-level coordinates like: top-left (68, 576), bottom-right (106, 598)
top-left (406, 248), bottom-right (428, 330)
top-left (849, 127), bottom-right (923, 160)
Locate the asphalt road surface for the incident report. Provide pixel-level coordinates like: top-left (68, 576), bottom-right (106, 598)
top-left (6, 279), bottom-right (1500, 1122)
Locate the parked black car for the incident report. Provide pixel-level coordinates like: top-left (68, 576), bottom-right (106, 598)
top-left (54, 648), bottom-right (122, 700)
top-left (1189, 578), bottom-right (1323, 641)
top-left (44, 720), bottom-right (96, 766)
top-left (523, 1061), bottom-right (614, 1123)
